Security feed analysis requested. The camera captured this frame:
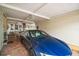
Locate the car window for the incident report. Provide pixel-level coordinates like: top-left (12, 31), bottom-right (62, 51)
top-left (30, 30), bottom-right (48, 38)
top-left (24, 31), bottom-right (28, 36)
top-left (30, 31), bottom-right (40, 37)
top-left (30, 31), bottom-right (36, 37)
top-left (41, 31), bottom-right (48, 36)
top-left (36, 31), bottom-right (41, 37)
top-left (22, 31), bottom-right (29, 38)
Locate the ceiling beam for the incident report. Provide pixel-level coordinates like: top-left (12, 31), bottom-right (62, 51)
top-left (0, 4), bottom-right (50, 19)
top-left (24, 3), bottom-right (47, 20)
top-left (7, 17), bottom-right (34, 23)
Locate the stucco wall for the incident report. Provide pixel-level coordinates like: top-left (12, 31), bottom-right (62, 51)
top-left (36, 10), bottom-right (79, 46)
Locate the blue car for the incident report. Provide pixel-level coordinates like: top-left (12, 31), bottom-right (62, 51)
top-left (20, 30), bottom-right (72, 56)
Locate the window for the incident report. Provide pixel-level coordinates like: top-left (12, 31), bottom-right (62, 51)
top-left (29, 30), bottom-right (48, 38)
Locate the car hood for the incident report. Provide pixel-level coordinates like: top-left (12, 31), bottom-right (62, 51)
top-left (34, 36), bottom-right (72, 56)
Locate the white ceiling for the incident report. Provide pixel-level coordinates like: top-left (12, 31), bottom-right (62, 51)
top-left (5, 3), bottom-right (45, 12)
top-left (36, 3), bottom-right (79, 17)
top-left (1, 6), bottom-right (29, 19)
top-left (0, 3), bottom-right (79, 21)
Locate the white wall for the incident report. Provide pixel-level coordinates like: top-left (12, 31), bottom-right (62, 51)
top-left (36, 10), bottom-right (79, 46)
top-left (0, 9), bottom-right (4, 50)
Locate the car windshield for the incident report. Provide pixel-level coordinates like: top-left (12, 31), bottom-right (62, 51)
top-left (29, 30), bottom-right (48, 38)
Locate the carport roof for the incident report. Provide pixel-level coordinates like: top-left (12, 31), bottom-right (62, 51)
top-left (0, 3), bottom-right (79, 21)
